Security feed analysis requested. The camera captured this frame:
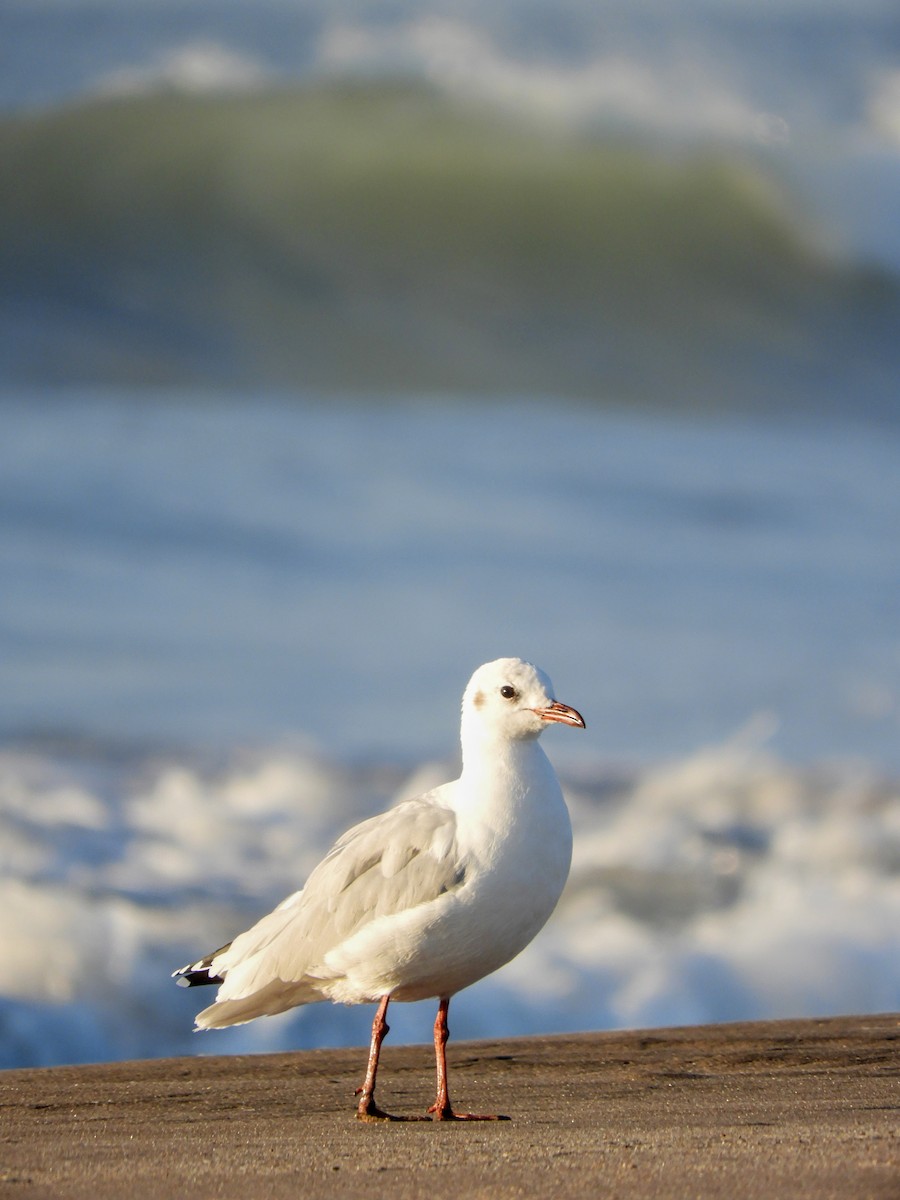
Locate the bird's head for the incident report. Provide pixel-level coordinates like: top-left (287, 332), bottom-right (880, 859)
top-left (460, 658), bottom-right (585, 748)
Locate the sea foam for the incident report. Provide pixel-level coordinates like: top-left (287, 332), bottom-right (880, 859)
top-left (1, 738), bottom-right (897, 1067)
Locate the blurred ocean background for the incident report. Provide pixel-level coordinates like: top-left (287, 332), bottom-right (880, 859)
top-left (2, 0), bottom-right (899, 1069)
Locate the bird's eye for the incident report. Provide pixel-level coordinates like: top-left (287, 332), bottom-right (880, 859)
top-left (500, 685), bottom-right (517, 700)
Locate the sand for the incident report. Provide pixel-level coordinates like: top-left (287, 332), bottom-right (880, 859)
top-left (1, 1013), bottom-right (897, 1198)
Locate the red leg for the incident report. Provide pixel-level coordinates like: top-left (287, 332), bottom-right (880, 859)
top-left (428, 997), bottom-right (453, 1118)
top-left (356, 995), bottom-right (394, 1121)
top-left (427, 996), bottom-right (507, 1121)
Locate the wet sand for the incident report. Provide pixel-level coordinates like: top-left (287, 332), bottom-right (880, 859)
top-left (1, 1013), bottom-right (897, 1198)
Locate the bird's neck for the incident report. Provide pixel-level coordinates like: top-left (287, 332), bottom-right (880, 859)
top-left (457, 735), bottom-right (554, 815)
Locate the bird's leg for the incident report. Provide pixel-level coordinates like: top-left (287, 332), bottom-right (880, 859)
top-left (427, 996), bottom-right (508, 1121)
top-left (427, 996), bottom-right (453, 1119)
top-left (355, 994), bottom-right (395, 1121)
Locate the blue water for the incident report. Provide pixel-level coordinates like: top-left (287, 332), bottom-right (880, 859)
top-left (2, 393), bottom-right (898, 772)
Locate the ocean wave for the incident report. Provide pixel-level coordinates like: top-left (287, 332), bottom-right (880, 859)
top-left (1, 738), bottom-right (898, 1067)
top-left (75, 19), bottom-right (792, 144)
top-left (1, 81), bottom-right (897, 410)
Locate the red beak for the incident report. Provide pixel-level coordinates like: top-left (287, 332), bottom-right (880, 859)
top-left (532, 700), bottom-right (586, 729)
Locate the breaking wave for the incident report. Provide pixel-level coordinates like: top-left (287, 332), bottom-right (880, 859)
top-left (1, 81), bottom-right (898, 413)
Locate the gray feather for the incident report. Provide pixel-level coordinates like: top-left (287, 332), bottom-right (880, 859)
top-left (193, 796), bottom-right (467, 1022)
top-left (288, 797), bottom-right (465, 958)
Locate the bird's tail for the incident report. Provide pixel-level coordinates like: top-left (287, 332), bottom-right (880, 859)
top-left (194, 977), bottom-right (320, 1028)
top-left (172, 942), bottom-right (232, 988)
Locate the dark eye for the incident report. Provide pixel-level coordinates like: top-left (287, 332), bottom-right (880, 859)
top-left (499, 685), bottom-right (517, 700)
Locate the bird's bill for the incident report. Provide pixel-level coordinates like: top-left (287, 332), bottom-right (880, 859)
top-left (532, 701), bottom-right (586, 729)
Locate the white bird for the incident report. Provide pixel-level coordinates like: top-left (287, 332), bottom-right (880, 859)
top-left (173, 657), bottom-right (584, 1121)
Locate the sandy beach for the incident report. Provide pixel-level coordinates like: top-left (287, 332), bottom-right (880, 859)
top-left (0, 1013), bottom-right (897, 1198)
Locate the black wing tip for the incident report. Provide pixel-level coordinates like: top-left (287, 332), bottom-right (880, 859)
top-left (172, 964), bottom-right (224, 988)
top-left (172, 941), bottom-right (231, 988)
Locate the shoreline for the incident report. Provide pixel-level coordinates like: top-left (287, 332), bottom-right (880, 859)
top-left (1, 1013), bottom-right (897, 1198)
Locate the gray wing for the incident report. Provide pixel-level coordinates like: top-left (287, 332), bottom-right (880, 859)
top-left (199, 795), bottom-right (464, 1018)
top-left (307, 795), bottom-right (464, 938)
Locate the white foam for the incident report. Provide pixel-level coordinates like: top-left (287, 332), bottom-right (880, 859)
top-left (317, 17), bottom-right (790, 144)
top-left (0, 738), bottom-right (898, 1066)
top-left (91, 41), bottom-right (272, 99)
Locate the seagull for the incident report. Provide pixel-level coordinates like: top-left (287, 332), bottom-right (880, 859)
top-left (173, 657), bottom-right (584, 1121)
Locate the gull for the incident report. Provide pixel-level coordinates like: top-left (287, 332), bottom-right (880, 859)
top-left (173, 657), bottom-right (584, 1121)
